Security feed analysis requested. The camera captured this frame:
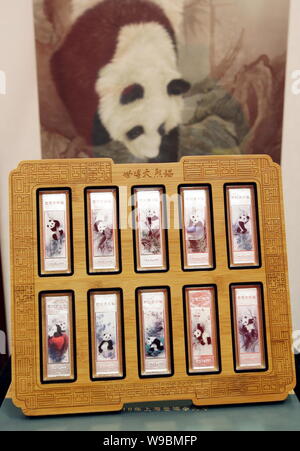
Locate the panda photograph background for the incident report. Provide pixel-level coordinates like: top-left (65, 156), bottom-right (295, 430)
top-left (34, 0), bottom-right (290, 164)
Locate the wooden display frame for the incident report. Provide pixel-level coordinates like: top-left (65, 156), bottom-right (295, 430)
top-left (10, 155), bottom-right (295, 416)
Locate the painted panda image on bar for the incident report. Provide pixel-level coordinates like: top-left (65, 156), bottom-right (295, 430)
top-left (88, 289), bottom-right (124, 380)
top-left (39, 292), bottom-right (76, 383)
top-left (132, 186), bottom-right (168, 272)
top-left (230, 284), bottom-right (267, 372)
top-left (37, 189), bottom-right (73, 276)
top-left (184, 286), bottom-right (220, 374)
top-left (136, 287), bottom-right (173, 377)
top-left (85, 187), bottom-right (120, 274)
top-left (225, 184), bottom-right (260, 268)
top-left (179, 185), bottom-right (214, 270)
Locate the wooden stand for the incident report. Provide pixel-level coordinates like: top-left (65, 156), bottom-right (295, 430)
top-left (10, 155), bottom-right (295, 416)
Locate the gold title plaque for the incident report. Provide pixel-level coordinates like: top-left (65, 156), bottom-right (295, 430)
top-left (10, 156), bottom-right (295, 416)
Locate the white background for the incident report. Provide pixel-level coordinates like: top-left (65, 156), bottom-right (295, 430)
top-left (0, 0), bottom-right (299, 353)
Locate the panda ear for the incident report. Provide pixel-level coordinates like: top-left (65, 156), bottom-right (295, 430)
top-left (120, 84), bottom-right (144, 105)
top-left (167, 79), bottom-right (191, 96)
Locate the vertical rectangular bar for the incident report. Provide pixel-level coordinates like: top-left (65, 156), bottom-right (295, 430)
top-left (184, 286), bottom-right (220, 374)
top-left (85, 187), bottom-right (120, 274)
top-left (88, 289), bottom-right (124, 380)
top-left (231, 284), bottom-right (267, 372)
top-left (179, 185), bottom-right (214, 270)
top-left (39, 292), bottom-right (75, 383)
top-left (37, 189), bottom-right (73, 276)
top-left (136, 287), bottom-right (173, 377)
top-left (225, 184), bottom-right (260, 268)
top-left (132, 186), bottom-right (168, 272)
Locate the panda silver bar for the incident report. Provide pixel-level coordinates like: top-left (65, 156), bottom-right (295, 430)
top-left (225, 184), bottom-right (261, 268)
top-left (88, 289), bottom-right (124, 380)
top-left (230, 284), bottom-right (267, 372)
top-left (37, 189), bottom-right (73, 276)
top-left (136, 287), bottom-right (173, 378)
top-left (184, 286), bottom-right (220, 375)
top-left (39, 291), bottom-right (76, 383)
top-left (179, 185), bottom-right (215, 271)
top-left (85, 187), bottom-right (121, 275)
top-left (132, 186), bottom-right (168, 273)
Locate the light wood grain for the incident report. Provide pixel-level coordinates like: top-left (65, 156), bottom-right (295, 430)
top-left (9, 155), bottom-right (295, 416)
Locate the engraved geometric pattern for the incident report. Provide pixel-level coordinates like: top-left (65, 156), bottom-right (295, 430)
top-left (10, 156), bottom-right (295, 416)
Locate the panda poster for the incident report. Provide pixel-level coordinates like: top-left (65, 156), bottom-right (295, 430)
top-left (138, 289), bottom-right (171, 376)
top-left (40, 191), bottom-right (70, 274)
top-left (91, 292), bottom-right (123, 378)
top-left (134, 188), bottom-right (167, 271)
top-left (33, 0), bottom-right (289, 164)
top-left (41, 294), bottom-right (74, 381)
top-left (181, 186), bottom-right (213, 269)
top-left (231, 285), bottom-right (266, 370)
top-left (86, 189), bottom-right (119, 273)
top-left (226, 186), bottom-right (259, 267)
top-left (185, 287), bottom-right (219, 373)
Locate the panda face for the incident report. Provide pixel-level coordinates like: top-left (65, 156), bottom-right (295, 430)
top-left (239, 213), bottom-right (250, 224)
top-left (193, 329), bottom-right (201, 339)
top-left (190, 214), bottom-right (200, 226)
top-left (146, 209), bottom-right (157, 219)
top-left (103, 333), bottom-right (112, 341)
top-left (47, 219), bottom-right (58, 230)
top-left (57, 320), bottom-right (67, 332)
top-left (96, 23), bottom-right (190, 160)
top-left (146, 337), bottom-right (155, 345)
top-left (241, 315), bottom-right (251, 326)
top-left (95, 221), bottom-right (106, 234)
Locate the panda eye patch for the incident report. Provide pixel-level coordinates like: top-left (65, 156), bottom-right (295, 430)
top-left (127, 126), bottom-right (144, 141)
top-left (158, 123), bottom-right (166, 136)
